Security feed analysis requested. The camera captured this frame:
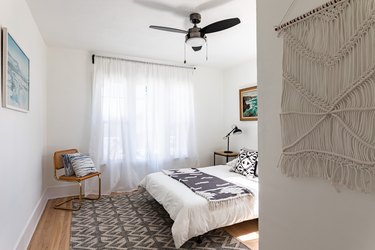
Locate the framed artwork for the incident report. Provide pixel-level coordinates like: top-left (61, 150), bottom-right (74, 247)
top-left (2, 27), bottom-right (30, 112)
top-left (239, 86), bottom-right (257, 121)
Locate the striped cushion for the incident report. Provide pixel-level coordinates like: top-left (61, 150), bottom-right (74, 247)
top-left (62, 153), bottom-right (80, 176)
top-left (69, 154), bottom-right (97, 177)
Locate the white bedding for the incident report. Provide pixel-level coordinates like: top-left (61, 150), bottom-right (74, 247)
top-left (139, 165), bottom-right (259, 248)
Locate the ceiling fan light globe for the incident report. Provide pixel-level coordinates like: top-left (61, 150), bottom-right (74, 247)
top-left (186, 37), bottom-right (206, 47)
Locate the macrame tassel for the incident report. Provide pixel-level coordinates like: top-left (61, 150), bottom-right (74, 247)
top-left (208, 195), bottom-right (254, 210)
top-left (279, 0), bottom-right (375, 192)
top-left (279, 153), bottom-right (375, 193)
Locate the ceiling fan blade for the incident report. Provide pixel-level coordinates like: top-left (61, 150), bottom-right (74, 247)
top-left (149, 25), bottom-right (187, 34)
top-left (192, 46), bottom-right (202, 51)
top-left (201, 18), bottom-right (240, 34)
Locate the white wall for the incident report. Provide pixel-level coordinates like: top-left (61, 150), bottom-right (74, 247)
top-left (46, 47), bottom-right (92, 188)
top-left (193, 67), bottom-right (224, 166)
top-left (257, 1), bottom-right (375, 250)
top-left (0, 0), bottom-right (47, 249)
top-left (46, 47), bottom-right (225, 189)
top-left (223, 60), bottom-right (257, 153)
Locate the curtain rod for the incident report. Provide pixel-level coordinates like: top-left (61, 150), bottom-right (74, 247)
top-left (274, 0), bottom-right (347, 32)
top-left (92, 54), bottom-right (196, 70)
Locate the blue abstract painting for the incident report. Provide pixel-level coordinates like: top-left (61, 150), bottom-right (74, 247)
top-left (5, 32), bottom-right (29, 112)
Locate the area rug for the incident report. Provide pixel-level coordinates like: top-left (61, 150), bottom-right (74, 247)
top-left (71, 189), bottom-right (250, 249)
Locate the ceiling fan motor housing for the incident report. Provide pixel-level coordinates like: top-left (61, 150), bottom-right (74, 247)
top-left (186, 13), bottom-right (206, 44)
top-left (190, 13), bottom-right (201, 24)
top-left (185, 26), bottom-right (206, 42)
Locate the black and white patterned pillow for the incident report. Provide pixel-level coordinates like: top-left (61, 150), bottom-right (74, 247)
top-left (232, 148), bottom-right (258, 177)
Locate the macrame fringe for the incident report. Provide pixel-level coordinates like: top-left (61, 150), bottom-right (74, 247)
top-left (279, 153), bottom-right (375, 192)
top-left (205, 194), bottom-right (253, 211)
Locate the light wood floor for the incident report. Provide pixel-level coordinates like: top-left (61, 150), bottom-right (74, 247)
top-left (225, 219), bottom-right (259, 250)
top-left (28, 197), bottom-right (259, 250)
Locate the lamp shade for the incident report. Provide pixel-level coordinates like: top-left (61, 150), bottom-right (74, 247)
top-left (233, 126), bottom-right (242, 135)
top-left (223, 125), bottom-right (242, 153)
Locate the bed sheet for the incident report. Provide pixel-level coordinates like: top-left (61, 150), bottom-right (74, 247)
top-left (139, 165), bottom-right (258, 248)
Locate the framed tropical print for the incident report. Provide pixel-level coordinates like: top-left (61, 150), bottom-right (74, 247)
top-left (2, 27), bottom-right (30, 112)
top-left (239, 86), bottom-right (257, 121)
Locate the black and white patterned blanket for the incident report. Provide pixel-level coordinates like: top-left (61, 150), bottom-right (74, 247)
top-left (164, 168), bottom-right (253, 209)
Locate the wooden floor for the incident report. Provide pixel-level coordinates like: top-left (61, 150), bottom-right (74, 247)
top-left (28, 197), bottom-right (259, 250)
top-left (225, 219), bottom-right (259, 250)
top-left (28, 198), bottom-right (72, 250)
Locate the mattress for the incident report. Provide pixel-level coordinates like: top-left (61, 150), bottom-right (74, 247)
top-left (139, 164), bottom-right (259, 248)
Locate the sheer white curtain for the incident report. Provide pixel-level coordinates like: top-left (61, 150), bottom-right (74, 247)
top-left (87, 57), bottom-right (198, 194)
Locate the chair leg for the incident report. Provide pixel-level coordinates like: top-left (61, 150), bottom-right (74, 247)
top-left (83, 175), bottom-right (101, 201)
top-left (54, 182), bottom-right (83, 211)
top-left (53, 196), bottom-right (79, 211)
top-left (54, 175), bottom-right (101, 211)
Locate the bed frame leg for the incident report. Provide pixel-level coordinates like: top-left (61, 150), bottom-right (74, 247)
top-left (196, 236), bottom-right (203, 244)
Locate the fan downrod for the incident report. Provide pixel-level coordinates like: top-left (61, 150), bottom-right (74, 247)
top-left (190, 13), bottom-right (201, 24)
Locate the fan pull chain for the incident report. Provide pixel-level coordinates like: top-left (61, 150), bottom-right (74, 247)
top-left (184, 43), bottom-right (187, 64)
top-left (206, 39), bottom-right (208, 61)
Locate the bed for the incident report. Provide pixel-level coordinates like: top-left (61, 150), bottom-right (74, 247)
top-left (139, 164), bottom-right (259, 248)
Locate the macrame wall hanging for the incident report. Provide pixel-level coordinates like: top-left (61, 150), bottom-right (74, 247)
top-left (276, 0), bottom-right (375, 192)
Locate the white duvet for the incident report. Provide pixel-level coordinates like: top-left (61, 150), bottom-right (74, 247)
top-left (139, 165), bottom-right (259, 248)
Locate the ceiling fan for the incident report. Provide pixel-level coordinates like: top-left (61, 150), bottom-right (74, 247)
top-left (149, 13), bottom-right (241, 52)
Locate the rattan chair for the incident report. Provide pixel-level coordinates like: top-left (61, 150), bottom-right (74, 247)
top-left (53, 149), bottom-right (101, 210)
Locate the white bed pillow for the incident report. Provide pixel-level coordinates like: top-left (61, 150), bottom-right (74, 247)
top-left (226, 157), bottom-right (239, 167)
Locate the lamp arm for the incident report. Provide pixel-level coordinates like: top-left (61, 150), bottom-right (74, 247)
top-left (224, 127), bottom-right (236, 138)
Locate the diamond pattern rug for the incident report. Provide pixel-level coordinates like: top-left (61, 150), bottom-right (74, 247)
top-left (71, 189), bottom-right (250, 249)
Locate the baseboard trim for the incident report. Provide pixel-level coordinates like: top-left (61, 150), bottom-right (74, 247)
top-left (15, 189), bottom-right (48, 250)
top-left (14, 184), bottom-right (79, 250)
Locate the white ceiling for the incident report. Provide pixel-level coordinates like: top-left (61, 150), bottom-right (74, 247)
top-left (26, 0), bottom-right (256, 69)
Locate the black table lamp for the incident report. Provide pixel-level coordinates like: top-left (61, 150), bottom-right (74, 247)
top-left (223, 125), bottom-right (242, 153)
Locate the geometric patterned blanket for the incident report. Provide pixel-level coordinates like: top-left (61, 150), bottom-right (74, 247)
top-left (164, 168), bottom-right (253, 209)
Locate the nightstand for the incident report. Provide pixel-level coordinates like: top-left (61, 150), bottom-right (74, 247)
top-left (214, 151), bottom-right (239, 165)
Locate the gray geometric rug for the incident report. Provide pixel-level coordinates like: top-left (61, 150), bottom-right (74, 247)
top-left (71, 189), bottom-right (250, 249)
